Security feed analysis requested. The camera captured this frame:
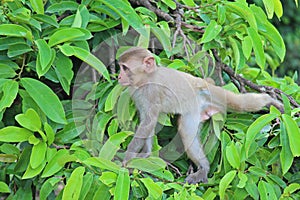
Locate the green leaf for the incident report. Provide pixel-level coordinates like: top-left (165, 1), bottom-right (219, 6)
top-left (0, 80), bottom-right (18, 111)
top-left (280, 122), bottom-right (293, 174)
top-left (282, 114), bottom-right (300, 156)
top-left (59, 44), bottom-right (111, 82)
top-left (101, 0), bottom-right (148, 36)
top-left (15, 108), bottom-right (42, 132)
top-left (104, 84), bottom-right (124, 112)
top-left (245, 114), bottom-right (277, 157)
top-left (20, 78), bottom-right (67, 124)
top-left (162, 0), bottom-right (176, 9)
top-left (48, 28), bottom-right (92, 47)
top-left (0, 24), bottom-right (33, 40)
top-left (0, 126), bottom-right (33, 142)
top-left (140, 178), bottom-right (163, 200)
top-left (127, 157), bottom-right (174, 181)
top-left (229, 37), bottom-right (244, 69)
top-left (8, 43), bottom-right (32, 57)
top-left (35, 39), bottom-right (52, 70)
top-left (226, 2), bottom-right (257, 30)
top-left (262, 0), bottom-right (274, 19)
top-left (219, 170), bottom-right (237, 199)
top-left (33, 14), bottom-right (59, 27)
top-left (99, 131), bottom-right (133, 160)
top-left (62, 167), bottom-right (85, 200)
top-left (30, 141), bottom-right (47, 169)
top-left (247, 27), bottom-right (265, 69)
top-left (226, 142), bottom-right (240, 169)
top-left (201, 20), bottom-right (222, 43)
top-left (79, 173), bottom-right (94, 200)
top-left (46, 1), bottom-right (79, 13)
top-left (22, 159), bottom-right (46, 179)
top-left (99, 171), bottom-right (117, 186)
top-left (273, 0), bottom-right (283, 19)
top-left (44, 122), bottom-right (55, 145)
top-left (0, 181), bottom-right (10, 193)
top-left (54, 53), bottom-right (74, 95)
top-left (283, 183), bottom-right (300, 196)
top-left (0, 64), bottom-right (17, 78)
top-left (182, 0), bottom-right (196, 7)
top-left (242, 36), bottom-right (253, 60)
top-left (83, 157), bottom-right (121, 173)
top-left (217, 5), bottom-right (226, 25)
top-left (41, 149), bottom-right (69, 178)
top-left (72, 5), bottom-right (90, 28)
top-left (114, 168), bottom-right (130, 200)
top-left (30, 0), bottom-right (44, 14)
top-left (40, 177), bottom-right (61, 200)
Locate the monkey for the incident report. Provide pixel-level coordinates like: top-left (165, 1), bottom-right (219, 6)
top-left (117, 47), bottom-right (282, 184)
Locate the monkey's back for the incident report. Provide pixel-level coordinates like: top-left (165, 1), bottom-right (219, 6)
top-left (131, 67), bottom-right (205, 115)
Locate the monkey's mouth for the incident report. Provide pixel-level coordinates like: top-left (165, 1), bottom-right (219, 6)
top-left (118, 81), bottom-right (131, 86)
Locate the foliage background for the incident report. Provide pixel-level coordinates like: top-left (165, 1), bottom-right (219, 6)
top-left (0, 0), bottom-right (299, 199)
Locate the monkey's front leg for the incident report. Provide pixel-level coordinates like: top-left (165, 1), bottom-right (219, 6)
top-left (123, 110), bottom-right (158, 166)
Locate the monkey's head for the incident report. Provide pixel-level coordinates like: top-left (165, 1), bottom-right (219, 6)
top-left (118, 47), bottom-right (157, 87)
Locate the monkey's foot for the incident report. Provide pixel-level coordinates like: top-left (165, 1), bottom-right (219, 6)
top-left (185, 170), bottom-right (208, 184)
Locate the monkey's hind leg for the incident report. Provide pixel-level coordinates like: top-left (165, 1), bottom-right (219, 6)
top-left (178, 114), bottom-right (210, 184)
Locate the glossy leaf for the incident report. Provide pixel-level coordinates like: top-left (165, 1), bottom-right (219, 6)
top-left (62, 167), bottom-right (85, 200)
top-left (99, 171), bottom-right (117, 186)
top-left (0, 24), bottom-right (32, 40)
top-left (22, 159), bottom-right (46, 179)
top-left (245, 114), bottom-right (277, 157)
top-left (219, 170), bottom-right (237, 199)
top-left (8, 43), bottom-right (32, 57)
top-left (79, 173), bottom-right (93, 200)
top-left (140, 178), bottom-right (163, 199)
top-left (127, 157), bottom-right (174, 181)
top-left (30, 141), bottom-right (47, 169)
top-left (15, 108), bottom-right (41, 132)
top-left (44, 123), bottom-right (55, 145)
top-left (0, 64), bottom-right (17, 78)
top-left (0, 181), bottom-right (10, 193)
top-left (114, 168), bottom-right (130, 200)
top-left (226, 2), bottom-right (257, 30)
top-left (35, 39), bottom-right (52, 70)
top-left (104, 84), bottom-right (124, 112)
top-left (274, 0), bottom-right (283, 18)
top-left (262, 0), bottom-right (274, 18)
top-left (99, 131), bottom-right (133, 160)
top-left (41, 149), bottom-right (69, 177)
top-left (282, 114), bottom-right (300, 156)
top-left (280, 122), bottom-right (293, 174)
top-left (33, 14), bottom-right (59, 27)
top-left (48, 28), bottom-right (92, 47)
top-left (0, 126), bottom-right (32, 142)
top-left (101, 0), bottom-right (148, 36)
top-left (0, 80), bottom-right (18, 112)
top-left (242, 36), bottom-right (252, 60)
top-left (20, 78), bottom-right (67, 124)
top-left (201, 20), bottom-right (222, 43)
top-left (46, 1), bottom-right (79, 13)
top-left (83, 157), bottom-right (120, 173)
top-left (226, 142), bottom-right (240, 169)
top-left (247, 27), bottom-right (265, 69)
top-left (40, 177), bottom-right (61, 200)
top-left (54, 53), bottom-right (74, 95)
top-left (59, 44), bottom-right (111, 82)
top-left (30, 0), bottom-right (44, 14)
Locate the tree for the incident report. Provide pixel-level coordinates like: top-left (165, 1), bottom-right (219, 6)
top-left (0, 0), bottom-right (299, 199)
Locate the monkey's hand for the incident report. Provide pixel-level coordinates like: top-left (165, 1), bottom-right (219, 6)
top-left (185, 169), bottom-right (208, 184)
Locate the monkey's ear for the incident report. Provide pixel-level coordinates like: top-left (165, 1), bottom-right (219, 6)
top-left (143, 56), bottom-right (156, 73)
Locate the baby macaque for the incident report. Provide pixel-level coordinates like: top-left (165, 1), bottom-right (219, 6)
top-left (117, 47), bottom-right (281, 184)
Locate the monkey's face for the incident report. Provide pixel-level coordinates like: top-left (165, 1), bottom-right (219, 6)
top-left (118, 58), bottom-right (145, 86)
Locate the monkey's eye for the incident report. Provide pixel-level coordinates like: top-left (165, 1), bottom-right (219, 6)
top-left (121, 65), bottom-right (130, 72)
